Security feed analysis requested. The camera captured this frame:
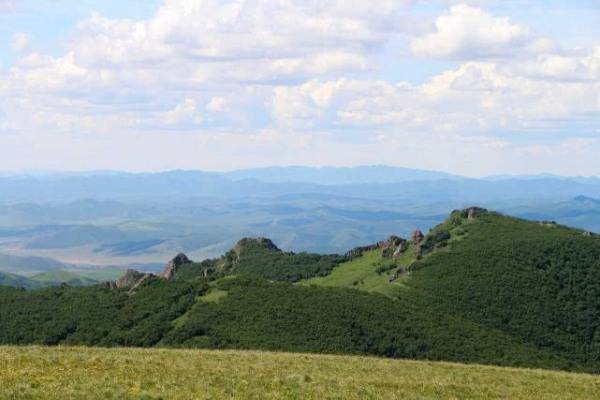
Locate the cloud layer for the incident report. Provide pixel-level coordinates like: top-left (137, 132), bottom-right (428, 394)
top-left (0, 1), bottom-right (598, 175)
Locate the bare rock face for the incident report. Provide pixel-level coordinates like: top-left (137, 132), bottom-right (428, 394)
top-left (105, 269), bottom-right (154, 292)
top-left (411, 229), bottom-right (425, 244)
top-left (159, 253), bottom-right (192, 280)
top-left (466, 207), bottom-right (487, 220)
top-left (103, 280), bottom-right (118, 290)
top-left (392, 241), bottom-right (410, 258)
top-left (346, 235), bottom-right (409, 259)
top-left (583, 231), bottom-right (595, 237)
top-left (378, 235), bottom-right (405, 249)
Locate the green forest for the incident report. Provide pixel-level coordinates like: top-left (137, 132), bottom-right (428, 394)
top-left (2, 208), bottom-right (600, 373)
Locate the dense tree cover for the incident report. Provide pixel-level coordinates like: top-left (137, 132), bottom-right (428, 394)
top-left (406, 212), bottom-right (600, 370)
top-left (2, 210), bottom-right (600, 373)
top-left (0, 278), bottom-right (206, 347)
top-left (231, 250), bottom-right (345, 282)
top-left (172, 238), bottom-right (346, 283)
top-left (162, 277), bottom-right (569, 370)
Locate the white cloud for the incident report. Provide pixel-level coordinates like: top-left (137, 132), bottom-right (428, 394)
top-left (206, 97), bottom-right (230, 113)
top-left (410, 4), bottom-right (553, 60)
top-left (0, 0), bottom-right (15, 12)
top-left (66, 0), bottom-right (404, 81)
top-left (271, 62), bottom-right (600, 135)
top-left (10, 32), bottom-right (30, 51)
top-left (161, 98), bottom-right (203, 126)
top-left (510, 47), bottom-right (600, 82)
top-left (1, 0), bottom-right (599, 175)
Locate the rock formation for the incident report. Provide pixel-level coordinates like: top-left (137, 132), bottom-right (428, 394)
top-left (346, 235), bottom-right (409, 259)
top-left (159, 253), bottom-right (192, 280)
top-left (104, 269), bottom-right (154, 293)
top-left (411, 229), bottom-right (424, 244)
top-left (466, 207), bottom-right (487, 220)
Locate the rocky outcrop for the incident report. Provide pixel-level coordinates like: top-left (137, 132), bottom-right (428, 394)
top-left (583, 231), bottom-right (595, 237)
top-left (105, 269), bottom-right (154, 293)
top-left (159, 253), bottom-right (192, 280)
top-left (346, 235), bottom-right (409, 259)
top-left (466, 207), bottom-right (487, 220)
top-left (389, 263), bottom-right (414, 282)
top-left (411, 229), bottom-right (424, 244)
top-left (392, 241), bottom-right (410, 258)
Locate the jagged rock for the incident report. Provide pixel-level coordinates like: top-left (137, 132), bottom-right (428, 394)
top-left (346, 235), bottom-right (408, 259)
top-left (159, 253), bottom-right (192, 280)
top-left (128, 273), bottom-right (153, 292)
top-left (392, 241), bottom-right (410, 258)
top-left (377, 235), bottom-right (404, 249)
top-left (583, 231), bottom-right (595, 237)
top-left (105, 269), bottom-right (154, 293)
top-left (345, 244), bottom-right (378, 259)
top-left (411, 229), bottom-right (425, 244)
top-left (103, 281), bottom-right (118, 290)
top-left (466, 207), bottom-right (487, 220)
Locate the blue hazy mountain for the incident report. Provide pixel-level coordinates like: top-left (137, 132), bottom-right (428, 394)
top-left (1, 166), bottom-right (600, 276)
top-left (2, 167), bottom-right (600, 203)
top-left (223, 165), bottom-right (461, 184)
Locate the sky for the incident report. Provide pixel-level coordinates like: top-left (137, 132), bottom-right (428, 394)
top-left (0, 0), bottom-right (599, 177)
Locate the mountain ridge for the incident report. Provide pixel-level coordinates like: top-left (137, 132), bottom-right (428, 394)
top-left (2, 207), bottom-right (600, 373)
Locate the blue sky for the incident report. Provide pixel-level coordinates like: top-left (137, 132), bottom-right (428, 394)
top-left (0, 0), bottom-right (598, 176)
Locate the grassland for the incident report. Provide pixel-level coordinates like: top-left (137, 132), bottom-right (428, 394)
top-left (29, 269), bottom-right (98, 286)
top-left (301, 248), bottom-right (414, 297)
top-left (1, 346), bottom-right (599, 399)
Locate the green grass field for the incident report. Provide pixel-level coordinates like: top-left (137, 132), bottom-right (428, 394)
top-left (301, 249), bottom-right (412, 297)
top-left (1, 346), bottom-right (599, 399)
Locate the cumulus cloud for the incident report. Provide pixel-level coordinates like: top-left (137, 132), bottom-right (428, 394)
top-left (271, 62), bottom-right (600, 135)
top-left (510, 47), bottom-right (600, 82)
top-left (1, 0), bottom-right (599, 174)
top-left (10, 32), bottom-right (31, 51)
top-left (410, 4), bottom-right (553, 60)
top-left (161, 98), bottom-right (203, 126)
top-left (65, 0), bottom-right (403, 81)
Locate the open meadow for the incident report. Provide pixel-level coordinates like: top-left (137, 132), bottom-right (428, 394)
top-left (1, 346), bottom-right (599, 399)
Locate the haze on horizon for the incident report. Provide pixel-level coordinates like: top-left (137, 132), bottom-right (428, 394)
top-left (0, 0), bottom-right (599, 176)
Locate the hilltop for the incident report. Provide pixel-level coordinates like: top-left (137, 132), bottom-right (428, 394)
top-left (2, 207), bottom-right (600, 373)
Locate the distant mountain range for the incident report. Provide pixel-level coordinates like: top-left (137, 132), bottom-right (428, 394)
top-left (1, 166), bottom-right (600, 203)
top-left (2, 166), bottom-right (600, 275)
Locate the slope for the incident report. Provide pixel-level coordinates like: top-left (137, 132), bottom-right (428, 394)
top-left (3, 208), bottom-right (600, 373)
top-left (405, 209), bottom-right (600, 370)
top-left (2, 346), bottom-right (600, 400)
top-left (29, 270), bottom-right (99, 287)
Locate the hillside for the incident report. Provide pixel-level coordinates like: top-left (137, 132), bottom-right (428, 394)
top-left (2, 208), bottom-right (600, 372)
top-left (164, 238), bottom-right (346, 283)
top-left (2, 346), bottom-right (599, 400)
top-left (0, 271), bottom-right (40, 289)
top-left (29, 270), bottom-right (99, 287)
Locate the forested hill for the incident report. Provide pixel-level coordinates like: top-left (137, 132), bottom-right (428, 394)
top-left (2, 208), bottom-right (600, 373)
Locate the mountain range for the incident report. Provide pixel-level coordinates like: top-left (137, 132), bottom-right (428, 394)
top-left (2, 166), bottom-right (600, 280)
top-left (2, 207), bottom-right (600, 373)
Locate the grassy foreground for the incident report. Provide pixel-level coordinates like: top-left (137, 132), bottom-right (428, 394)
top-left (1, 347), bottom-right (600, 399)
